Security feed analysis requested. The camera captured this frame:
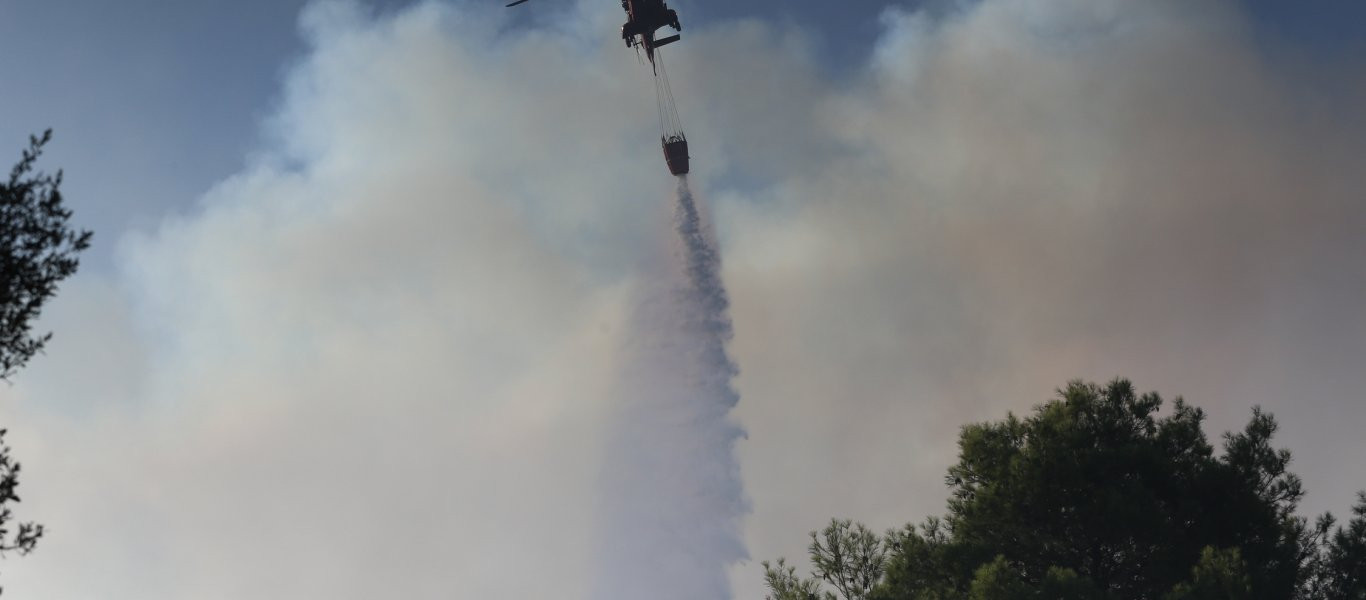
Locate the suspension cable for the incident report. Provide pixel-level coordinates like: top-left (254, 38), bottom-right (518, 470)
top-left (653, 51), bottom-right (684, 138)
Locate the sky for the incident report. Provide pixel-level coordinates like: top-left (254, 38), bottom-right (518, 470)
top-left (1, 0), bottom-right (1362, 244)
top-left (0, 0), bottom-right (1364, 598)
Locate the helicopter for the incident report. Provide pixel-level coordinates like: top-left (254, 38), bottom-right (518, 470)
top-left (617, 0), bottom-right (682, 72)
top-left (506, 0), bottom-right (682, 72)
top-left (506, 0), bottom-right (690, 176)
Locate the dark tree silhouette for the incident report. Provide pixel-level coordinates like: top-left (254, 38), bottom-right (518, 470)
top-left (1, 130), bottom-right (91, 379)
top-left (765, 379), bottom-right (1366, 600)
top-left (0, 131), bottom-right (91, 592)
top-left (0, 430), bottom-right (41, 556)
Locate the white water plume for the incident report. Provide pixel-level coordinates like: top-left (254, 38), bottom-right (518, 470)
top-left (594, 178), bottom-right (748, 599)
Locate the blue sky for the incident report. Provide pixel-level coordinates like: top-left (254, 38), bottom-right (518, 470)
top-left (2, 0), bottom-right (1362, 264)
top-left (1241, 0), bottom-right (1366, 52)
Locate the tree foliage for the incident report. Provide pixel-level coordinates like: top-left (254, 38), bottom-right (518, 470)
top-left (1165, 547), bottom-right (1253, 600)
top-left (0, 130), bottom-right (91, 380)
top-left (0, 131), bottom-right (90, 592)
top-left (765, 558), bottom-right (828, 600)
top-left (1303, 493), bottom-right (1366, 600)
top-left (764, 379), bottom-right (1366, 600)
top-left (809, 519), bottom-right (887, 600)
top-left (0, 430), bottom-right (41, 558)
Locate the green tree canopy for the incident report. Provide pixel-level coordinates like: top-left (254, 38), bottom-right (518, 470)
top-left (765, 379), bottom-right (1366, 600)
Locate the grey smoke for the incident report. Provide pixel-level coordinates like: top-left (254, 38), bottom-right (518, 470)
top-left (595, 178), bottom-right (748, 599)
